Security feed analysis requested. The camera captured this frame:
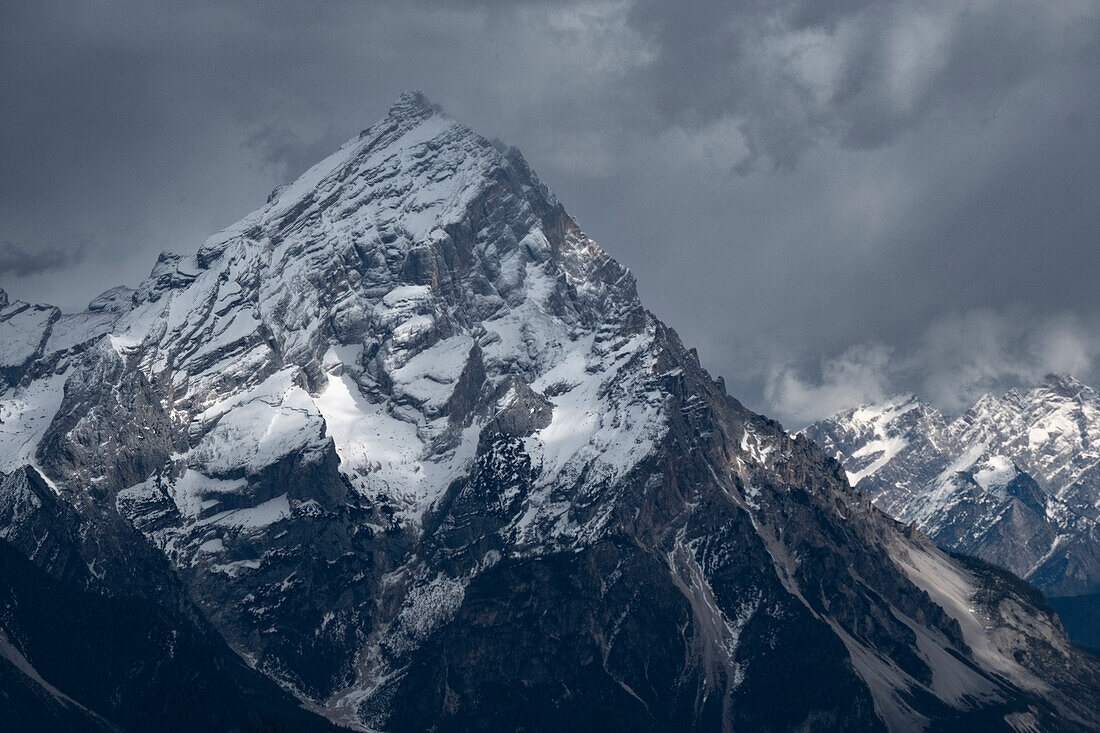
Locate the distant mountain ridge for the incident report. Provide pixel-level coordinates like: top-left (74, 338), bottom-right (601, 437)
top-left (806, 374), bottom-right (1100, 597)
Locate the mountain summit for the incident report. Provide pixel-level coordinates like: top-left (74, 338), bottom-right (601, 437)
top-left (2, 96), bottom-right (1100, 731)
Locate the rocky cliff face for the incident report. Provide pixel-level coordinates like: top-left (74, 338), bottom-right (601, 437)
top-left (806, 376), bottom-right (1100, 597)
top-left (2, 93), bottom-right (1099, 731)
top-left (0, 537), bottom-right (342, 733)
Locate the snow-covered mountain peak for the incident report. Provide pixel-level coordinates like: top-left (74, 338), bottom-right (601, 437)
top-left (105, 96), bottom-right (630, 354)
top-left (0, 93), bottom-right (647, 535)
top-left (173, 95), bottom-right (501, 272)
top-left (382, 89), bottom-right (442, 124)
top-left (807, 374), bottom-right (1100, 595)
top-left (847, 392), bottom-right (924, 425)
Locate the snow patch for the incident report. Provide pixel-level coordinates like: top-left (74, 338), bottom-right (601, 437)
top-left (973, 455), bottom-right (1017, 491)
top-left (190, 369), bottom-right (326, 475)
top-left (0, 368), bottom-right (69, 475)
top-left (0, 304), bottom-right (55, 368)
top-left (199, 493), bottom-right (291, 530)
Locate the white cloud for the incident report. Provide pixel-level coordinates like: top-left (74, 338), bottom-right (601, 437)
top-left (765, 310), bottom-right (1100, 424)
top-left (881, 5), bottom-right (958, 116)
top-left (765, 343), bottom-right (894, 426)
top-left (913, 309), bottom-right (1100, 412)
top-left (650, 116), bottom-right (751, 172)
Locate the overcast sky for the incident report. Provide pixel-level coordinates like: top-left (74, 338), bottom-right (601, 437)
top-left (3, 0), bottom-right (1099, 426)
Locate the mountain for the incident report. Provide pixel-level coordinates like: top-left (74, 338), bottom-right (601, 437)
top-left (2, 92), bottom-right (1100, 731)
top-left (805, 375), bottom-right (1100, 597)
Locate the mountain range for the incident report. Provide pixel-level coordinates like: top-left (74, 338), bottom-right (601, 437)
top-left (2, 93), bottom-right (1099, 732)
top-left (806, 374), bottom-right (1100, 599)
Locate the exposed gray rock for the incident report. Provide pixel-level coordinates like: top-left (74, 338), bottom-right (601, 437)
top-left (483, 378), bottom-right (554, 438)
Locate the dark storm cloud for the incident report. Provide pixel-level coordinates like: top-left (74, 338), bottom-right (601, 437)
top-left (2, 0), bottom-right (1099, 425)
top-left (0, 240), bottom-right (87, 278)
top-left (245, 124), bottom-right (350, 183)
top-left (622, 0), bottom-right (1096, 163)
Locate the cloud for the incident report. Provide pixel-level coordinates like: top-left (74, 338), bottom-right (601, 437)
top-left (765, 310), bottom-right (1100, 425)
top-left (623, 0), bottom-right (1100, 164)
top-left (652, 117), bottom-right (752, 172)
top-left (0, 240), bottom-right (87, 278)
top-left (765, 343), bottom-right (894, 426)
top-left (244, 124), bottom-right (348, 182)
top-left (912, 310), bottom-right (1100, 412)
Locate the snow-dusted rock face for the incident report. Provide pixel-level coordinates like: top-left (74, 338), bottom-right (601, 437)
top-left (806, 375), bottom-right (1100, 597)
top-left (3, 94), bottom-right (1100, 731)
